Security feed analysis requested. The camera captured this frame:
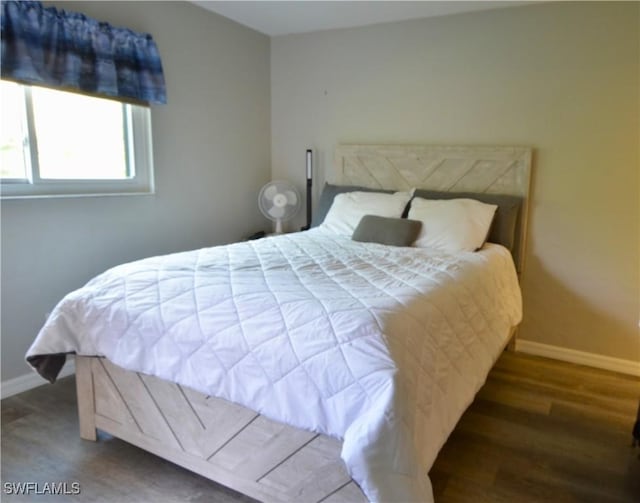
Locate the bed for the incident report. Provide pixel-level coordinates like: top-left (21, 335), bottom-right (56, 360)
top-left (26, 144), bottom-right (532, 503)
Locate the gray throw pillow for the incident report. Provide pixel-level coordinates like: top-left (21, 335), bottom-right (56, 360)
top-left (352, 215), bottom-right (422, 247)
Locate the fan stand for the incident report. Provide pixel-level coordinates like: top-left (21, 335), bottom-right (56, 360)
top-left (274, 219), bottom-right (284, 234)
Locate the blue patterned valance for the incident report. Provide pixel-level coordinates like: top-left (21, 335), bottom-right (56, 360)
top-left (1, 1), bottom-right (166, 105)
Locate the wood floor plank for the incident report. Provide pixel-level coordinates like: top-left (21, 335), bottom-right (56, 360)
top-left (475, 378), bottom-right (553, 415)
top-left (432, 434), bottom-right (502, 486)
top-left (486, 369), bottom-right (637, 418)
top-left (492, 352), bottom-right (640, 399)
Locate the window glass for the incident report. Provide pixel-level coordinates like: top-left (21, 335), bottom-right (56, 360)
top-left (31, 87), bottom-right (130, 180)
top-left (0, 80), bottom-right (153, 198)
top-left (0, 81), bottom-right (29, 180)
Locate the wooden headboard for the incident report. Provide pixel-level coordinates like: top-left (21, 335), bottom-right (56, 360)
top-left (333, 144), bottom-right (532, 272)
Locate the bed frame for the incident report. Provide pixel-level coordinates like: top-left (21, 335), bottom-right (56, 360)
top-left (75, 144), bottom-right (532, 502)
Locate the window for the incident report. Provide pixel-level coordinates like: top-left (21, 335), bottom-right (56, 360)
top-left (0, 81), bottom-right (154, 198)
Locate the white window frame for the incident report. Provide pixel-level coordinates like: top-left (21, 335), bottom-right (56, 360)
top-left (0, 84), bottom-right (154, 199)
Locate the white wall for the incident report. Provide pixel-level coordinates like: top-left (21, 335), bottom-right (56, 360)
top-left (1, 1), bottom-right (271, 382)
top-left (271, 2), bottom-right (639, 361)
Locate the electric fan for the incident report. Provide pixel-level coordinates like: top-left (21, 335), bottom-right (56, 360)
top-left (258, 181), bottom-right (301, 234)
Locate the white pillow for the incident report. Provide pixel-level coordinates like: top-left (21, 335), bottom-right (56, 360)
top-left (321, 190), bottom-right (413, 236)
top-left (409, 197), bottom-right (498, 252)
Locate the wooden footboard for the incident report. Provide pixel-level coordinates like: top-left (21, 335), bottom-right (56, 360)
top-left (75, 356), bottom-right (367, 503)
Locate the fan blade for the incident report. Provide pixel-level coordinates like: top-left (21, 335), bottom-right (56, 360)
top-left (263, 184), bottom-right (278, 201)
top-left (284, 190), bottom-right (298, 206)
top-left (268, 205), bottom-right (285, 219)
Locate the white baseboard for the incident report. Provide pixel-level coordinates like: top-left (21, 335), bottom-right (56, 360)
top-left (1, 357), bottom-right (76, 400)
top-left (516, 339), bottom-right (640, 377)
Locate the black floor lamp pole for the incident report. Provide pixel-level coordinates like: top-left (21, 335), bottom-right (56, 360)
top-left (302, 149), bottom-right (312, 231)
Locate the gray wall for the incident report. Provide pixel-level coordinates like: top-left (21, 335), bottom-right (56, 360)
top-left (271, 2), bottom-right (639, 361)
top-left (1, 1), bottom-right (271, 381)
top-left (3, 1), bottom-right (639, 383)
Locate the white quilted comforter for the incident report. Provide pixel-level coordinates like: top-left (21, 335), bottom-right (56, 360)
top-left (27, 229), bottom-right (522, 502)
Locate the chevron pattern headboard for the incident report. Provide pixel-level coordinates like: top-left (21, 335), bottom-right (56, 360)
top-left (333, 144), bottom-right (532, 272)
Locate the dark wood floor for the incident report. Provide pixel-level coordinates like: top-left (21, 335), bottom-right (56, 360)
top-left (2, 352), bottom-right (639, 502)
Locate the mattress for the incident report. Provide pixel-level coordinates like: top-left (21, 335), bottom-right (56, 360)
top-left (27, 228), bottom-right (522, 502)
